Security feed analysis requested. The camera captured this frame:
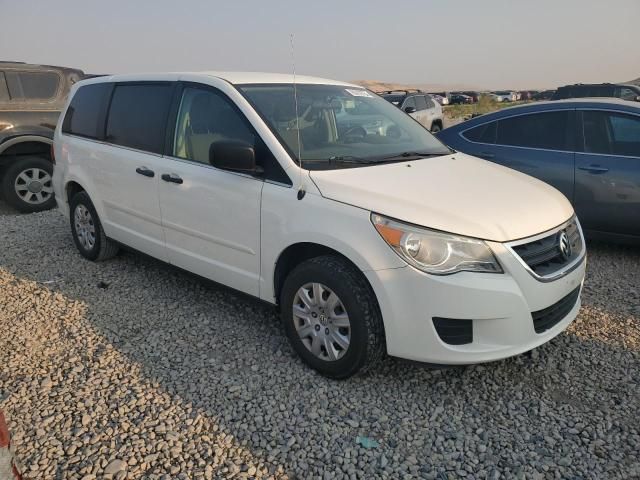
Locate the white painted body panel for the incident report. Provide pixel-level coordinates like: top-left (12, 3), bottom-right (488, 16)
top-left (310, 152), bottom-right (575, 242)
top-left (53, 71), bottom-right (586, 366)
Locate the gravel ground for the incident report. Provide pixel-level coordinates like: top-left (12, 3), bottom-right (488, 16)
top-left (0, 203), bottom-right (639, 480)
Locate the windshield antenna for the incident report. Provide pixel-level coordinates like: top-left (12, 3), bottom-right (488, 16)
top-left (290, 33), bottom-right (305, 200)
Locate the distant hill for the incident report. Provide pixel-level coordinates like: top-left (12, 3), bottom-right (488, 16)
top-left (627, 77), bottom-right (640, 86)
top-left (352, 79), bottom-right (483, 93)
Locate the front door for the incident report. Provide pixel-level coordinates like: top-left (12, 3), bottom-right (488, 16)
top-left (158, 84), bottom-right (263, 296)
top-left (574, 110), bottom-right (640, 236)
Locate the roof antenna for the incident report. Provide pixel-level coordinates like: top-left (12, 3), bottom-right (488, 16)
top-left (290, 33), bottom-right (305, 200)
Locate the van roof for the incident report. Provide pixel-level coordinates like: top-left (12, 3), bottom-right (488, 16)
top-left (82, 71), bottom-right (358, 87)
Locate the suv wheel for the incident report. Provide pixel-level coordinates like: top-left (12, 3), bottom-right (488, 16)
top-left (280, 255), bottom-right (385, 379)
top-left (69, 191), bottom-right (119, 261)
top-left (431, 123), bottom-right (442, 133)
top-left (1, 156), bottom-right (56, 212)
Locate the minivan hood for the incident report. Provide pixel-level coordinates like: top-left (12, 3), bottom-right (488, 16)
top-left (309, 153), bottom-right (574, 242)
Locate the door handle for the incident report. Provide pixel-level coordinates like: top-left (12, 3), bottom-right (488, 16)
top-left (578, 165), bottom-right (609, 174)
top-left (161, 173), bottom-right (183, 184)
top-left (135, 167), bottom-right (155, 177)
top-left (478, 152), bottom-right (495, 159)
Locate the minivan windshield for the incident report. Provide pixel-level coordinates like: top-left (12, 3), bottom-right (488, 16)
top-left (239, 84), bottom-right (451, 169)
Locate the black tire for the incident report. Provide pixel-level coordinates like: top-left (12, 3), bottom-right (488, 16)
top-left (280, 255), bottom-right (385, 379)
top-left (69, 191), bottom-right (119, 261)
top-left (431, 122), bottom-right (442, 133)
top-left (1, 156), bottom-right (56, 213)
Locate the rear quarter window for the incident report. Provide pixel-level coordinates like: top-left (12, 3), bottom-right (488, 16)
top-left (105, 83), bottom-right (174, 154)
top-left (462, 121), bottom-right (497, 143)
top-left (0, 72), bottom-right (9, 102)
top-left (5, 71), bottom-right (60, 100)
top-left (62, 83), bottom-right (112, 139)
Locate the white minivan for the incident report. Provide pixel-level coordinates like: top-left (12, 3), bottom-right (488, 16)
top-left (53, 72), bottom-right (586, 378)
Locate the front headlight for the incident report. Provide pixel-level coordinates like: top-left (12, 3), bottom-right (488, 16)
top-left (371, 213), bottom-right (502, 275)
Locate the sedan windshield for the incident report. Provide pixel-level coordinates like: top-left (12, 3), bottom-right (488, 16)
top-left (238, 84), bottom-right (451, 169)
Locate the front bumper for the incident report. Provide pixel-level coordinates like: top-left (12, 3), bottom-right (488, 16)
top-left (365, 239), bottom-right (586, 365)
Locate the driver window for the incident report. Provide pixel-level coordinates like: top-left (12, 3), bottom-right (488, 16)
top-left (174, 87), bottom-right (256, 164)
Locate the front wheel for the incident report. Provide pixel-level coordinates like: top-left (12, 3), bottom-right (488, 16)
top-left (280, 255), bottom-right (385, 379)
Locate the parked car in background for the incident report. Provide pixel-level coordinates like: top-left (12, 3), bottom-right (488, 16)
top-left (518, 91), bottom-right (533, 101)
top-left (380, 89), bottom-right (444, 132)
top-left (54, 72), bottom-right (585, 378)
top-left (449, 94), bottom-right (473, 105)
top-left (532, 90), bottom-right (556, 101)
top-left (552, 83), bottom-right (640, 102)
top-left (492, 91), bottom-right (517, 102)
top-left (437, 99), bottom-right (640, 242)
top-left (0, 62), bottom-right (84, 211)
top-left (430, 94), bottom-right (449, 106)
top-left (452, 91), bottom-right (479, 102)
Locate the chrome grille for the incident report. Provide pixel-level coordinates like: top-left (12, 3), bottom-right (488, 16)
top-left (509, 217), bottom-right (584, 280)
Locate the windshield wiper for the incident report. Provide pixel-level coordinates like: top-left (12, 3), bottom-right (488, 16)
top-left (378, 151), bottom-right (449, 162)
top-left (326, 155), bottom-right (376, 164)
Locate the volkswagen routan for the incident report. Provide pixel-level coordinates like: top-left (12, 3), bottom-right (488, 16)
top-left (53, 72), bottom-right (586, 378)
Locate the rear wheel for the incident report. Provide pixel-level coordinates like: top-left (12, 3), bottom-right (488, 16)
top-left (1, 156), bottom-right (55, 212)
top-left (69, 191), bottom-right (119, 261)
top-left (280, 255), bottom-right (385, 378)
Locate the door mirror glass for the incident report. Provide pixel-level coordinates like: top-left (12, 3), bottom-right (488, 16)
top-left (404, 106), bottom-right (416, 114)
top-left (209, 141), bottom-right (260, 173)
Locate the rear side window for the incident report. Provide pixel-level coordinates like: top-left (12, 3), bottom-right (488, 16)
top-left (496, 111), bottom-right (572, 151)
top-left (402, 96), bottom-right (416, 110)
top-left (5, 71), bottom-right (60, 100)
top-left (582, 111), bottom-right (640, 157)
top-left (62, 83), bottom-right (112, 139)
top-left (105, 83), bottom-right (173, 154)
top-left (425, 96), bottom-right (436, 109)
top-left (414, 95), bottom-right (428, 111)
top-left (462, 121), bottom-right (497, 144)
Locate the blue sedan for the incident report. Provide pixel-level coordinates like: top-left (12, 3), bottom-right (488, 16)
top-left (437, 99), bottom-right (640, 242)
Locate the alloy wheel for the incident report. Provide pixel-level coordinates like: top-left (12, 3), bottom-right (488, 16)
top-left (14, 168), bottom-right (53, 205)
top-left (74, 204), bottom-right (96, 250)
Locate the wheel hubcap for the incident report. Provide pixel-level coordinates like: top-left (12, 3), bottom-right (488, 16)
top-left (292, 282), bottom-right (351, 362)
top-left (74, 204), bottom-right (96, 250)
top-left (14, 168), bottom-right (53, 205)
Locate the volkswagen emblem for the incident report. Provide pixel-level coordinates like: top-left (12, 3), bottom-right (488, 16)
top-left (558, 231), bottom-right (572, 260)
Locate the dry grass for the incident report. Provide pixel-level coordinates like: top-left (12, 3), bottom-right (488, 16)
top-left (444, 96), bottom-right (531, 119)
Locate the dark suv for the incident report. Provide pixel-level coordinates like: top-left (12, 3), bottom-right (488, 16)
top-left (552, 83), bottom-right (640, 102)
top-left (0, 62), bottom-right (85, 212)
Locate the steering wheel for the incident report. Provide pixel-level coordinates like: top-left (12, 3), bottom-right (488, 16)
top-left (342, 126), bottom-right (367, 142)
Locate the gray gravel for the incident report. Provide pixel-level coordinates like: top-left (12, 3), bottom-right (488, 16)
top-left (0, 203), bottom-right (639, 479)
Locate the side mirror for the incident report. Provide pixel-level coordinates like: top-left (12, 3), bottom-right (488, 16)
top-left (209, 141), bottom-right (261, 174)
top-left (404, 106), bottom-right (416, 114)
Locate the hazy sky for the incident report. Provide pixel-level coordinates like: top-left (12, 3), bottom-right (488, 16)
top-left (1, 0), bottom-right (638, 89)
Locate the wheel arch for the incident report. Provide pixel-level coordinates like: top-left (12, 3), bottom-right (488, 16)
top-left (0, 136), bottom-right (53, 167)
top-left (272, 242), bottom-right (377, 308)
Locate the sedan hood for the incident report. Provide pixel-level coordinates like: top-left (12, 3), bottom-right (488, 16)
top-left (309, 153), bottom-right (574, 242)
